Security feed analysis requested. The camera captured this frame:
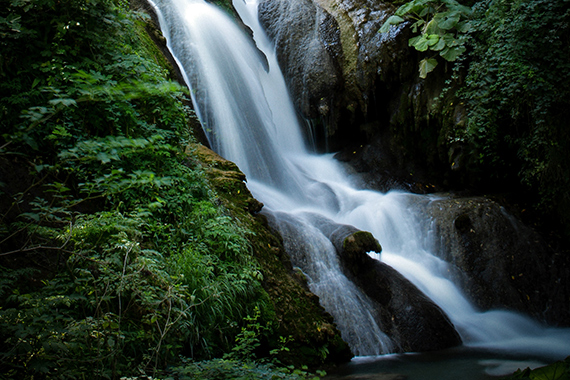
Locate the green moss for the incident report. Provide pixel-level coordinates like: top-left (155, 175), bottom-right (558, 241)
top-left (133, 18), bottom-right (177, 79)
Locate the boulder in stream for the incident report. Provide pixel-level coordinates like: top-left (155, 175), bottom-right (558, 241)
top-left (327, 223), bottom-right (463, 352)
top-left (268, 211), bottom-right (463, 353)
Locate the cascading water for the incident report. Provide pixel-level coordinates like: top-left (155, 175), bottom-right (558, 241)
top-left (148, 0), bottom-right (570, 365)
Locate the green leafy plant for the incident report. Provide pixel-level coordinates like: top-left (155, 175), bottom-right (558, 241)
top-left (170, 357), bottom-right (325, 380)
top-left (0, 0), bottom-right (276, 378)
top-left (0, 211), bottom-right (197, 378)
top-left (225, 306), bottom-right (267, 362)
top-left (453, 0), bottom-right (570, 235)
top-left (380, 0), bottom-right (473, 78)
top-left (503, 357), bottom-right (569, 380)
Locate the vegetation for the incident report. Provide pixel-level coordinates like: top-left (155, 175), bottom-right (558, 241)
top-left (0, 0), bottom-right (341, 378)
top-left (380, 0), bottom-right (473, 78)
top-left (457, 0), bottom-right (570, 236)
top-left (502, 357), bottom-right (570, 380)
top-left (2, 0), bottom-right (566, 376)
top-left (382, 0), bottom-right (570, 238)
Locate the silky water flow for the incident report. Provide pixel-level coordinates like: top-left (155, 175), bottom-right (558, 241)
top-left (148, 0), bottom-right (570, 370)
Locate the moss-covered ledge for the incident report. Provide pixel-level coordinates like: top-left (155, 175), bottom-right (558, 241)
top-left (189, 143), bottom-right (352, 366)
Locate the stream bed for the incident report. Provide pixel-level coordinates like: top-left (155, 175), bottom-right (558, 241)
top-left (326, 347), bottom-right (551, 380)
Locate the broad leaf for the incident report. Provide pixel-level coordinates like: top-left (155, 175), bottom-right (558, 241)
top-left (441, 0), bottom-right (471, 15)
top-left (409, 35), bottom-right (423, 48)
top-left (455, 20), bottom-right (472, 33)
top-left (419, 58), bottom-right (438, 78)
top-left (529, 361), bottom-right (568, 380)
top-left (454, 3), bottom-right (473, 16)
top-left (443, 33), bottom-right (461, 47)
top-left (438, 10), bottom-right (461, 30)
top-left (440, 45), bottom-right (466, 61)
top-left (425, 18), bottom-right (441, 34)
top-left (432, 37), bottom-right (446, 51)
top-left (440, 0), bottom-right (460, 6)
top-left (426, 34), bottom-right (440, 46)
top-left (396, 0), bottom-right (429, 17)
top-left (379, 15), bottom-right (405, 33)
top-left (410, 34), bottom-right (439, 51)
top-left (412, 19), bottom-right (425, 33)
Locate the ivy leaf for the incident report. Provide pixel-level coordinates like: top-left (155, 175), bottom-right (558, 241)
top-left (440, 45), bottom-right (466, 61)
top-left (438, 10), bottom-right (461, 30)
top-left (379, 15), bottom-right (405, 33)
top-left (419, 58), bottom-right (438, 78)
top-left (410, 34), bottom-right (440, 51)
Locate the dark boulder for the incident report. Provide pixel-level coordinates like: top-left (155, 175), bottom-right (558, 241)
top-left (305, 215), bottom-right (462, 352)
top-left (258, 0), bottom-right (463, 185)
top-left (422, 195), bottom-right (570, 325)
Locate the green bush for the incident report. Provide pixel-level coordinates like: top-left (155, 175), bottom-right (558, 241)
top-left (380, 0), bottom-right (473, 78)
top-left (170, 357), bottom-right (325, 380)
top-left (0, 0), bottom-right (271, 377)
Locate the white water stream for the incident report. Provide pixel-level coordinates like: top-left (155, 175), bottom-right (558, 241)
top-left (148, 0), bottom-right (570, 363)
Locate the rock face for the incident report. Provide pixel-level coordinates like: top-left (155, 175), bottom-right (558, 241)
top-left (259, 0), bottom-right (344, 128)
top-left (255, 0), bottom-right (570, 328)
top-left (191, 144), bottom-right (353, 365)
top-left (259, 0), bottom-right (462, 186)
top-left (421, 196), bottom-right (570, 325)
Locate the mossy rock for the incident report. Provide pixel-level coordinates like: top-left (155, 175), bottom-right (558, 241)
top-left (189, 143), bottom-right (352, 366)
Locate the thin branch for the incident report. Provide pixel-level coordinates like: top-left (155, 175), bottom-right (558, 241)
top-left (0, 172), bottom-right (51, 225)
top-left (0, 245), bottom-right (76, 257)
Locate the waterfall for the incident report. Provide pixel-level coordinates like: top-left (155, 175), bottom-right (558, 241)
top-left (148, 0), bottom-right (570, 359)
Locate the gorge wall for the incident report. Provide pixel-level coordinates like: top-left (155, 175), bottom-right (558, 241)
top-left (258, 0), bottom-right (460, 191)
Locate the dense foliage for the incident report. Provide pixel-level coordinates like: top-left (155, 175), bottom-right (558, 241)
top-left (457, 0), bottom-right (570, 235)
top-left (386, 0), bottom-right (570, 237)
top-left (0, 0), bottom-right (324, 378)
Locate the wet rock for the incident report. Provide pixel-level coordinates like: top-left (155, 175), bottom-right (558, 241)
top-left (258, 0), bottom-right (460, 183)
top-left (259, 0), bottom-right (343, 128)
top-left (305, 214), bottom-right (462, 352)
top-left (189, 144), bottom-right (264, 213)
top-left (422, 195), bottom-right (570, 325)
top-left (191, 144), bottom-right (353, 365)
top-left (327, 225), bottom-right (462, 352)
